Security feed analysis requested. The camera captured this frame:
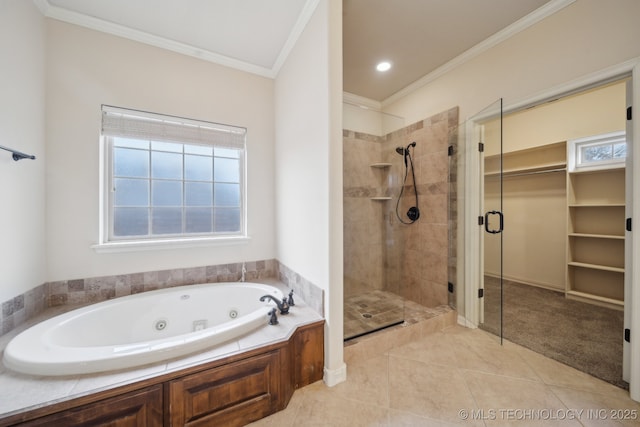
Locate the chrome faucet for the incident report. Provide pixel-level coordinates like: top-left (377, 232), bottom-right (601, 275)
top-left (241, 262), bottom-right (246, 282)
top-left (259, 294), bottom-right (290, 315)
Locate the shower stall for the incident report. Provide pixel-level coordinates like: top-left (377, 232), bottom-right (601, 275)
top-left (342, 103), bottom-right (459, 340)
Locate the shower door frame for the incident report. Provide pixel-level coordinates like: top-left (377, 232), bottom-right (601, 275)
top-left (462, 100), bottom-right (503, 332)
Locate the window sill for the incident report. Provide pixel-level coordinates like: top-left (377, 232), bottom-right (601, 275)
top-left (91, 236), bottom-right (251, 253)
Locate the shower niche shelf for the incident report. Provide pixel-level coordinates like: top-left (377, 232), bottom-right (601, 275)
top-left (369, 163), bottom-right (392, 200)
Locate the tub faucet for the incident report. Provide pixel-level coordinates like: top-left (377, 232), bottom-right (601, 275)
top-left (267, 308), bottom-right (279, 325)
top-left (259, 294), bottom-right (290, 315)
top-left (287, 290), bottom-right (295, 306)
top-left (240, 262), bottom-right (246, 282)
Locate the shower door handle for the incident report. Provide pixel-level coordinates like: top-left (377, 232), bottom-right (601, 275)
top-left (484, 210), bottom-right (503, 234)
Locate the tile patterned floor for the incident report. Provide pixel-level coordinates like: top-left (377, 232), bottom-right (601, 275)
top-left (249, 326), bottom-right (640, 426)
top-left (344, 290), bottom-right (448, 340)
top-left (344, 291), bottom-right (405, 339)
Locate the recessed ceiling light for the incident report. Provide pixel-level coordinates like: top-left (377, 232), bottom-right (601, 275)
top-left (376, 61), bottom-right (392, 72)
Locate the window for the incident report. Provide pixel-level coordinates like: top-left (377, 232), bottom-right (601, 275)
top-left (101, 106), bottom-right (246, 244)
top-left (568, 131), bottom-right (626, 172)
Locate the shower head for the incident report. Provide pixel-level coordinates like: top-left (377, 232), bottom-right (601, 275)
top-left (395, 142), bottom-right (416, 157)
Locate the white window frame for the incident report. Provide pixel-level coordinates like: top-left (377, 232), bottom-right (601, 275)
top-left (94, 106), bottom-right (249, 252)
top-left (568, 130), bottom-right (626, 172)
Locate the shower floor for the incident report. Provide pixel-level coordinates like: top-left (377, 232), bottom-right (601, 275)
top-left (344, 290), bottom-right (447, 340)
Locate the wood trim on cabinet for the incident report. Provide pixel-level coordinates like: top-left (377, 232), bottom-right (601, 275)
top-left (15, 385), bottom-right (163, 427)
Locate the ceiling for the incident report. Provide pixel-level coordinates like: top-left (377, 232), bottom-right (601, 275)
top-left (37, 0), bottom-right (559, 103)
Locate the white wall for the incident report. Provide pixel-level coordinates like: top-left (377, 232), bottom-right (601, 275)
top-left (384, 0), bottom-right (640, 123)
top-left (45, 20), bottom-right (276, 281)
top-left (275, 0), bottom-right (345, 384)
top-left (0, 1), bottom-right (46, 303)
top-left (342, 102), bottom-right (383, 136)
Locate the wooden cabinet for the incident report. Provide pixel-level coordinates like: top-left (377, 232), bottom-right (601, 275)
top-left (566, 167), bottom-right (625, 309)
top-left (17, 385), bottom-right (163, 427)
top-left (294, 323), bottom-right (324, 388)
top-left (169, 351), bottom-right (282, 427)
top-left (2, 320), bottom-right (324, 427)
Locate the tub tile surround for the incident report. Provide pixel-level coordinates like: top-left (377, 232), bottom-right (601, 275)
top-left (1, 259), bottom-right (324, 338)
top-left (0, 278), bottom-right (322, 420)
top-left (343, 107), bottom-right (459, 308)
top-left (278, 262), bottom-right (324, 316)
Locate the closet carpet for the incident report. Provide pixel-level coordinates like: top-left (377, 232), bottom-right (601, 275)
top-left (481, 277), bottom-right (626, 389)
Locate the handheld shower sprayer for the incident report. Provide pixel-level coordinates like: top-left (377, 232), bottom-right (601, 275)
top-left (395, 142), bottom-right (416, 166)
top-left (395, 141), bottom-right (420, 224)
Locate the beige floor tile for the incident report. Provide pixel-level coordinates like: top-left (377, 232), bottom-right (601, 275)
top-left (391, 327), bottom-right (540, 382)
top-left (512, 343), bottom-right (625, 396)
top-left (463, 370), bottom-right (582, 426)
top-left (293, 391), bottom-right (389, 426)
top-left (389, 358), bottom-right (483, 426)
top-left (254, 326), bottom-right (639, 427)
top-left (326, 355), bottom-right (389, 407)
top-left (551, 385), bottom-right (640, 427)
top-left (388, 330), bottom-right (460, 366)
top-left (387, 409), bottom-right (464, 426)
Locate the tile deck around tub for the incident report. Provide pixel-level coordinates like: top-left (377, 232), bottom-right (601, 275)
top-left (0, 279), bottom-right (321, 420)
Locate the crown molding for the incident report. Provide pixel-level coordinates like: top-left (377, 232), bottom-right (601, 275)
top-left (272, 0), bottom-right (321, 75)
top-left (33, 0), bottom-right (319, 79)
top-left (342, 92), bottom-right (382, 111)
top-left (382, 0), bottom-right (577, 107)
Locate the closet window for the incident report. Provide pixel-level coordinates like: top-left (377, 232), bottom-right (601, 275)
top-left (100, 106), bottom-right (246, 243)
top-left (569, 131), bottom-right (626, 171)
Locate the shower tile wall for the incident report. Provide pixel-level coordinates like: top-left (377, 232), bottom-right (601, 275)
top-left (342, 130), bottom-right (385, 297)
top-left (343, 107), bottom-right (458, 308)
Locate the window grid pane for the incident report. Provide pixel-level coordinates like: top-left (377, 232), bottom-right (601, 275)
top-left (111, 136), bottom-right (242, 239)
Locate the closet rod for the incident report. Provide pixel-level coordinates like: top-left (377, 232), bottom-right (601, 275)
top-left (0, 144), bottom-right (36, 161)
top-left (486, 167), bottom-right (566, 179)
top-left (504, 167), bottom-right (566, 178)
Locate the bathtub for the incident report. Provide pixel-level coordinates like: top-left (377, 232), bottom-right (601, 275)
top-left (3, 282), bottom-right (283, 376)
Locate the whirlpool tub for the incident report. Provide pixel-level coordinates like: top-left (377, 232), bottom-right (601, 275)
top-left (3, 282), bottom-right (283, 376)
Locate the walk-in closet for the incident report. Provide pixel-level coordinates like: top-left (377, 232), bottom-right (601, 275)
top-left (481, 79), bottom-right (628, 388)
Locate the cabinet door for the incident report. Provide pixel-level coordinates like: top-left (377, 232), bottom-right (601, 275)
top-left (19, 385), bottom-right (163, 427)
top-left (169, 351), bottom-right (281, 427)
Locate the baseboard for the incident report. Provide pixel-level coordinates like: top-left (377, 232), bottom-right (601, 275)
top-left (457, 314), bottom-right (477, 329)
top-left (323, 363), bottom-right (347, 387)
top-left (484, 272), bottom-right (564, 293)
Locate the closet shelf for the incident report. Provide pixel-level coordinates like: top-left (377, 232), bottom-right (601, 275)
top-left (370, 196), bottom-right (392, 201)
top-left (566, 290), bottom-right (623, 307)
top-left (369, 163), bottom-right (392, 168)
top-left (484, 162), bottom-right (566, 178)
top-left (568, 203), bottom-right (625, 208)
top-left (568, 262), bottom-right (624, 274)
top-left (569, 233), bottom-right (625, 240)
